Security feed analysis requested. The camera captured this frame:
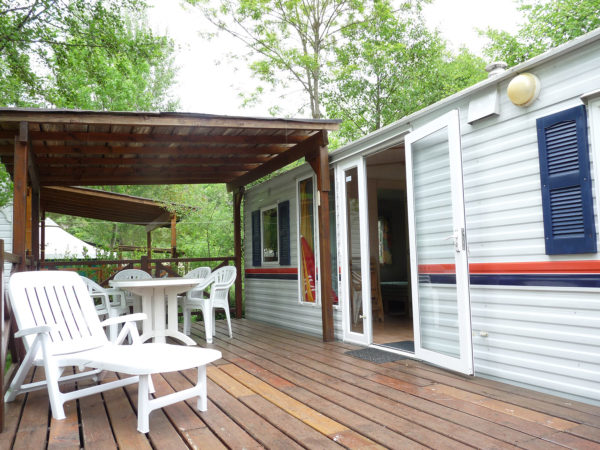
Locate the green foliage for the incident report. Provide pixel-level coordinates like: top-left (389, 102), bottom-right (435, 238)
top-left (189, 0), bottom-right (364, 118)
top-left (53, 184), bottom-right (237, 260)
top-left (0, 0), bottom-right (178, 110)
top-left (483, 0), bottom-right (600, 67)
top-left (324, 0), bottom-right (487, 145)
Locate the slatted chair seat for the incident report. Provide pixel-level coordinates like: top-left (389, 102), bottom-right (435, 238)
top-left (5, 270), bottom-right (221, 433)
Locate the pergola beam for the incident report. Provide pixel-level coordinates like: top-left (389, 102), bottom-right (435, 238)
top-left (226, 131), bottom-right (324, 191)
top-left (0, 110), bottom-right (341, 131)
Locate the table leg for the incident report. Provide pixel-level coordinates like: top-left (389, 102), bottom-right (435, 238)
top-left (154, 287), bottom-right (167, 344)
top-left (141, 291), bottom-right (153, 339)
top-left (167, 290), bottom-right (178, 337)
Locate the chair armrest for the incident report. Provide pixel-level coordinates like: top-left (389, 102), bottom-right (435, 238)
top-left (15, 324), bottom-right (55, 338)
top-left (100, 313), bottom-right (147, 328)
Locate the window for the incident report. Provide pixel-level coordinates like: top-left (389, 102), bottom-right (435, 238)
top-left (261, 206), bottom-right (279, 263)
top-left (251, 201), bottom-right (290, 267)
top-left (536, 105), bottom-right (596, 254)
top-left (298, 177), bottom-right (316, 302)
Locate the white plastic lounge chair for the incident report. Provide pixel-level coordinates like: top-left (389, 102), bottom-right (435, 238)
top-left (5, 270), bottom-right (221, 433)
top-left (182, 266), bottom-right (236, 343)
top-left (113, 268), bottom-right (152, 313)
top-left (81, 275), bottom-right (129, 341)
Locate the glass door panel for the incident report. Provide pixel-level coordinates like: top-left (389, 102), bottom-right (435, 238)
top-left (405, 110), bottom-right (473, 374)
top-left (338, 158), bottom-right (370, 345)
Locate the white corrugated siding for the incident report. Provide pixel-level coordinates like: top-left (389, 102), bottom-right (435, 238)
top-left (244, 35), bottom-right (600, 405)
top-left (244, 166), bottom-right (343, 338)
top-left (457, 40), bottom-right (600, 406)
top-left (0, 204), bottom-right (13, 288)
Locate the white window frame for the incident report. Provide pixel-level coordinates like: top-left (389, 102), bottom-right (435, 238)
top-left (260, 204), bottom-right (279, 265)
top-left (587, 96), bottom-right (600, 233)
top-left (296, 175), bottom-right (320, 305)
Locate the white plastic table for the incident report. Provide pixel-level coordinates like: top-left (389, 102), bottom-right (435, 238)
top-left (109, 278), bottom-right (203, 346)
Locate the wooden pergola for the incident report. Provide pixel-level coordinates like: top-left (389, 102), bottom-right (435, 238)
top-left (40, 186), bottom-right (188, 259)
top-left (0, 108), bottom-right (340, 340)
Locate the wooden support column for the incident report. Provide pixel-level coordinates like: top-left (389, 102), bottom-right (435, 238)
top-left (40, 210), bottom-right (46, 262)
top-left (233, 187), bottom-right (244, 319)
top-left (28, 138), bottom-right (40, 269)
top-left (170, 213), bottom-right (177, 258)
top-left (147, 230), bottom-right (152, 259)
top-left (12, 122), bottom-right (28, 272)
top-left (308, 132), bottom-right (334, 342)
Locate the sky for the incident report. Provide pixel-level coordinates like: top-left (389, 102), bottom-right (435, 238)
top-left (147, 0), bottom-right (522, 117)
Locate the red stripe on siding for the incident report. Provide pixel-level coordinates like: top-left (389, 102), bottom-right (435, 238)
top-left (418, 261), bottom-right (600, 274)
top-left (245, 268), bottom-right (298, 274)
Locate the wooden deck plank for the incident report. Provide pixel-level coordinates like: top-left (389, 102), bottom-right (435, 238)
top-left (209, 365), bottom-right (344, 449)
top-left (12, 367), bottom-right (50, 450)
top-left (149, 371), bottom-right (228, 450)
top-left (204, 322), bottom-right (520, 449)
top-left (165, 371), bottom-right (262, 449)
top-left (213, 319), bottom-right (594, 449)
top-left (6, 317), bottom-right (600, 449)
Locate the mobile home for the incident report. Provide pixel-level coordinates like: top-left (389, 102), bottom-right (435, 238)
top-left (244, 28), bottom-right (600, 406)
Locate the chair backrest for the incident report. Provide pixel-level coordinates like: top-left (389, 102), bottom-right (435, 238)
top-left (114, 269), bottom-right (152, 281)
top-left (9, 271), bottom-right (108, 356)
top-left (184, 266), bottom-right (211, 279)
top-left (80, 275), bottom-right (109, 315)
top-left (209, 266), bottom-right (237, 305)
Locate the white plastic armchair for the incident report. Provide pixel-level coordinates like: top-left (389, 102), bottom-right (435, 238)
top-left (113, 269), bottom-right (152, 313)
top-left (182, 266), bottom-right (236, 343)
top-left (178, 266), bottom-right (211, 310)
top-left (81, 276), bottom-right (129, 341)
top-left (5, 271), bottom-right (221, 433)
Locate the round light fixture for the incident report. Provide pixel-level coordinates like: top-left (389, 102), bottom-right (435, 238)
top-left (507, 73), bottom-right (541, 107)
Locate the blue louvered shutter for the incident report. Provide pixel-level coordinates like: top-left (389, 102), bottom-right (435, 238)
top-left (278, 201), bottom-right (291, 265)
top-left (536, 105), bottom-right (596, 254)
top-left (251, 210), bottom-right (261, 266)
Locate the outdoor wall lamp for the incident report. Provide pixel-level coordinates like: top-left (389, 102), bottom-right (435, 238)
top-left (507, 73), bottom-right (541, 107)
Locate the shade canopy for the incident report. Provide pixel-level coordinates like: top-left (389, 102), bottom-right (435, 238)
top-left (41, 186), bottom-right (182, 230)
top-left (0, 108), bottom-right (339, 188)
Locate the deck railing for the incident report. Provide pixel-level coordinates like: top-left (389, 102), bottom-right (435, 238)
top-left (39, 255), bottom-right (235, 286)
top-left (1, 240), bottom-right (22, 432)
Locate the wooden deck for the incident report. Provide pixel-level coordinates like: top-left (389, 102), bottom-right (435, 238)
top-left (2, 318), bottom-right (600, 449)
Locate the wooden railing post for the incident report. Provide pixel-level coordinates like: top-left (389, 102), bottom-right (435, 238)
top-left (233, 187), bottom-right (244, 319)
top-left (140, 255), bottom-right (150, 274)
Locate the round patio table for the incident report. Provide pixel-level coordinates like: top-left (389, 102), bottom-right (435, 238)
top-left (109, 277), bottom-right (204, 346)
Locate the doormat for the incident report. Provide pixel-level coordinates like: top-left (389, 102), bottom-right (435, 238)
top-left (345, 347), bottom-right (408, 364)
top-left (383, 340), bottom-right (415, 352)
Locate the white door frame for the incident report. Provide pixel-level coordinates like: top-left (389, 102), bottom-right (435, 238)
top-left (405, 110), bottom-right (474, 375)
top-left (337, 156), bottom-right (372, 345)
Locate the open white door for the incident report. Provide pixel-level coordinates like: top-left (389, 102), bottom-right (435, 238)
top-left (337, 157), bottom-right (371, 345)
top-left (405, 110), bottom-right (474, 375)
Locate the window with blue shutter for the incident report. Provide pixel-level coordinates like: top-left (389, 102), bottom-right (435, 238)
top-left (278, 201), bottom-right (291, 265)
top-left (251, 210), bottom-right (261, 266)
top-left (536, 105), bottom-right (596, 254)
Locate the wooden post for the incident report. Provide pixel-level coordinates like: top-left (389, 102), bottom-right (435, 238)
top-left (233, 187), bottom-right (244, 319)
top-left (12, 122), bottom-right (28, 272)
top-left (170, 213), bottom-right (177, 258)
top-left (40, 210), bottom-right (46, 262)
top-left (308, 133), bottom-right (334, 342)
top-left (30, 185), bottom-right (40, 269)
top-left (147, 230), bottom-right (152, 259)
top-left (141, 255), bottom-right (150, 274)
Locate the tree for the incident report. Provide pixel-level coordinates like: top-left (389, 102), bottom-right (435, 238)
top-left (188, 0), bottom-right (363, 118)
top-left (324, 0), bottom-right (487, 144)
top-left (0, 0), bottom-right (178, 110)
top-left (483, 0), bottom-right (600, 67)
top-left (0, 0), bottom-right (179, 208)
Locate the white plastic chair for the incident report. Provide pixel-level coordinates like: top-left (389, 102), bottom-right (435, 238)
top-left (178, 266), bottom-right (211, 326)
top-left (5, 270), bottom-right (221, 433)
top-left (81, 276), bottom-right (129, 341)
top-left (182, 266), bottom-right (236, 343)
top-left (113, 269), bottom-right (152, 313)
